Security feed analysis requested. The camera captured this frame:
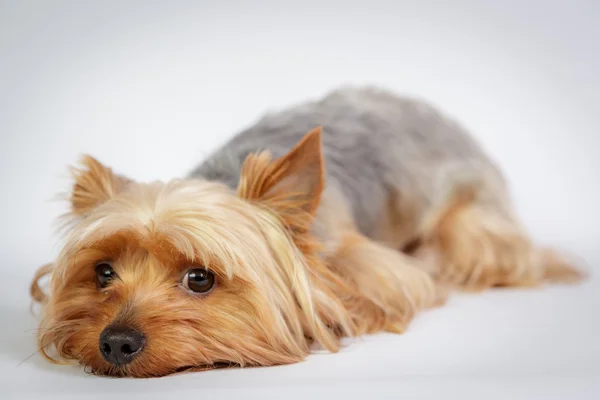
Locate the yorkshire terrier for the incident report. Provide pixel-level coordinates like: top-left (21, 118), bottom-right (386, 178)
top-left (30, 87), bottom-right (583, 377)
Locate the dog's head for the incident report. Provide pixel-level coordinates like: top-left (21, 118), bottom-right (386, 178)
top-left (32, 128), bottom-right (358, 377)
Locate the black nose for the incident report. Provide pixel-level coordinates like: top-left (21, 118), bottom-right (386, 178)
top-left (99, 325), bottom-right (145, 365)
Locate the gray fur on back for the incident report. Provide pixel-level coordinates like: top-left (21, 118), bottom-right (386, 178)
top-left (190, 87), bottom-right (506, 243)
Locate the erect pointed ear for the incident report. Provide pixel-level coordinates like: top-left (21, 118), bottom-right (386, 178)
top-left (238, 127), bottom-right (325, 217)
top-left (70, 155), bottom-right (131, 216)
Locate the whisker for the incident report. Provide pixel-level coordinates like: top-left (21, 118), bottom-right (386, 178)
top-left (16, 346), bottom-right (46, 367)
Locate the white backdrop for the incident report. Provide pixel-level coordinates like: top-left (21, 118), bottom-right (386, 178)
top-left (1, 1), bottom-right (599, 399)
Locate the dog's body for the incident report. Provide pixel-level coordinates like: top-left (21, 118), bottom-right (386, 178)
top-left (194, 87), bottom-right (505, 253)
top-left (31, 87), bottom-right (582, 377)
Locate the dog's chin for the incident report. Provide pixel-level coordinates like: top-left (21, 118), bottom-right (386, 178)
top-left (86, 362), bottom-right (238, 378)
top-left (173, 362), bottom-right (239, 375)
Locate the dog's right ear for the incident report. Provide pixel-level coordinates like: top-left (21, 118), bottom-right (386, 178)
top-left (70, 155), bottom-right (131, 215)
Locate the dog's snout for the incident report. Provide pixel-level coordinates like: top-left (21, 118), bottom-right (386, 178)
top-left (99, 325), bottom-right (145, 365)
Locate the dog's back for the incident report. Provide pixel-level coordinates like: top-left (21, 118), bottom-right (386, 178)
top-left (192, 87), bottom-right (503, 241)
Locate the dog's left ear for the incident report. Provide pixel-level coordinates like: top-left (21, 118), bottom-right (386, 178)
top-left (238, 127), bottom-right (325, 216)
top-left (70, 155), bottom-right (131, 216)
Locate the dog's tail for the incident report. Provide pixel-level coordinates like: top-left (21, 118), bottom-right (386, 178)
top-left (30, 263), bottom-right (54, 304)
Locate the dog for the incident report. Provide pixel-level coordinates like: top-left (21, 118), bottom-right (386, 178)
top-left (30, 87), bottom-right (583, 377)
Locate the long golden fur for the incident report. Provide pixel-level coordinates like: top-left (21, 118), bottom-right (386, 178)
top-left (31, 126), bottom-right (583, 377)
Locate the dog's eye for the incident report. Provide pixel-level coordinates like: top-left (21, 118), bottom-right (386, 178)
top-left (182, 268), bottom-right (215, 294)
top-left (95, 262), bottom-right (116, 288)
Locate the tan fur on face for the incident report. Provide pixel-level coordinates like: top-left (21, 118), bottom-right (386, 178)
top-left (38, 180), bottom-right (341, 376)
